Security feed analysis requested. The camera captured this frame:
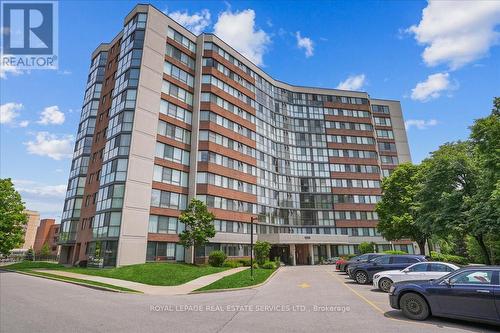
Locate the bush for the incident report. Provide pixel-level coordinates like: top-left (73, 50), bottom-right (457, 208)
top-left (383, 250), bottom-right (407, 255)
top-left (208, 251), bottom-right (227, 267)
top-left (238, 258), bottom-right (252, 266)
top-left (274, 257), bottom-right (281, 267)
top-left (24, 248), bottom-right (34, 261)
top-left (358, 242), bottom-right (375, 254)
top-left (223, 259), bottom-right (242, 268)
top-left (430, 251), bottom-right (469, 265)
top-left (260, 261), bottom-right (276, 269)
top-left (254, 241), bottom-right (271, 265)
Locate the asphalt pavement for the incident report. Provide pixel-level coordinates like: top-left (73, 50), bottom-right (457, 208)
top-left (1, 266), bottom-right (497, 333)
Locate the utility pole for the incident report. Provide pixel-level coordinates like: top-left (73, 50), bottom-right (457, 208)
top-left (250, 216), bottom-right (257, 279)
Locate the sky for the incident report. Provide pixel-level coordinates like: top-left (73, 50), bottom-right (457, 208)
top-left (1, 0), bottom-right (499, 221)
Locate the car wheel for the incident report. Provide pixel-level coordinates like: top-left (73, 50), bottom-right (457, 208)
top-left (343, 265), bottom-right (349, 273)
top-left (355, 271), bottom-right (368, 284)
top-left (378, 278), bottom-right (393, 292)
top-left (400, 293), bottom-right (430, 321)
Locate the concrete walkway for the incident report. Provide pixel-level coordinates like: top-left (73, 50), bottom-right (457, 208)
top-left (33, 267), bottom-right (248, 295)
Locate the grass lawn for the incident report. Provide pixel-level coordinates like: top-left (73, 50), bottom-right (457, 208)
top-left (2, 262), bottom-right (138, 292)
top-left (22, 271), bottom-right (139, 292)
top-left (2, 261), bottom-right (64, 270)
top-left (196, 268), bottom-right (276, 291)
top-left (64, 262), bottom-right (230, 286)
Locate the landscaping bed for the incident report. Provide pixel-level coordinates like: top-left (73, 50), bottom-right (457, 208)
top-left (196, 267), bottom-right (277, 292)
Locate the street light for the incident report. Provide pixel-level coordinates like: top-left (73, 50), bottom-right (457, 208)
top-left (250, 216), bottom-right (257, 280)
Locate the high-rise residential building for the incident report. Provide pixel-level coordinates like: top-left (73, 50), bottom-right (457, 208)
top-left (59, 4), bottom-right (412, 267)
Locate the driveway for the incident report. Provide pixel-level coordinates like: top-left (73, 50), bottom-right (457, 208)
top-left (1, 267), bottom-right (497, 333)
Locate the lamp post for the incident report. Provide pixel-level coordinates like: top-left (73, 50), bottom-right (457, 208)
top-left (250, 216), bottom-right (257, 279)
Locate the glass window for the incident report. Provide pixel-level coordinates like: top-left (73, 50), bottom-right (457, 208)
top-left (430, 263), bottom-right (455, 272)
top-left (450, 270), bottom-right (493, 285)
top-left (373, 256), bottom-right (390, 264)
top-left (407, 263), bottom-right (428, 272)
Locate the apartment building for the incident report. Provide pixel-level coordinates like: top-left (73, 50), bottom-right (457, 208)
top-left (59, 4), bottom-right (413, 267)
top-left (20, 210), bottom-right (40, 250)
top-left (33, 219), bottom-right (60, 255)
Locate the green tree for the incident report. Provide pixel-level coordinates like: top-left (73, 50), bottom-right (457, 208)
top-left (358, 242), bottom-right (375, 254)
top-left (0, 178), bottom-right (28, 256)
top-left (467, 97), bottom-right (500, 264)
top-left (254, 241), bottom-right (271, 265)
top-left (39, 243), bottom-right (51, 257)
top-left (417, 141), bottom-right (495, 263)
top-left (376, 163), bottom-right (428, 254)
top-left (178, 199), bottom-right (216, 260)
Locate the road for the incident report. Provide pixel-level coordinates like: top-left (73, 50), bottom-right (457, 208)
top-left (1, 267), bottom-right (497, 333)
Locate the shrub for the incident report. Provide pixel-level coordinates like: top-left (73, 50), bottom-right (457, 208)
top-left (254, 241), bottom-right (271, 265)
top-left (383, 250), bottom-right (407, 255)
top-left (239, 258), bottom-right (252, 266)
top-left (208, 250), bottom-right (227, 267)
top-left (24, 248), bottom-right (34, 261)
top-left (358, 242), bottom-right (375, 254)
top-left (430, 251), bottom-right (469, 265)
top-left (261, 261), bottom-right (276, 269)
top-left (223, 259), bottom-right (242, 268)
top-left (274, 257), bottom-right (281, 267)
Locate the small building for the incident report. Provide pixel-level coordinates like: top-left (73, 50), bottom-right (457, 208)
top-left (21, 210), bottom-right (40, 250)
top-left (33, 219), bottom-right (60, 255)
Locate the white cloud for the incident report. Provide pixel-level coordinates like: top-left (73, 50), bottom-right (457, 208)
top-left (405, 119), bottom-right (438, 130)
top-left (38, 105), bottom-right (65, 125)
top-left (336, 74), bottom-right (366, 91)
top-left (19, 120), bottom-right (29, 127)
top-left (167, 9), bottom-right (211, 35)
top-left (24, 132), bottom-right (74, 160)
top-left (214, 9), bottom-right (271, 66)
top-left (411, 72), bottom-right (451, 102)
top-left (0, 102), bottom-right (23, 124)
top-left (13, 179), bottom-right (66, 220)
top-left (296, 31), bottom-right (314, 57)
top-left (407, 1), bottom-right (500, 69)
top-left (13, 179), bottom-right (66, 197)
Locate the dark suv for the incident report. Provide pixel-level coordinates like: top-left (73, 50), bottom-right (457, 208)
top-left (350, 254), bottom-right (427, 284)
top-left (338, 253), bottom-right (384, 272)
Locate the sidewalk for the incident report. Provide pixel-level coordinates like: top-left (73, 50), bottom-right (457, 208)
top-left (33, 267), bottom-right (248, 295)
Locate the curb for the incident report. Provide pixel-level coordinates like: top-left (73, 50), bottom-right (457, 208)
top-left (190, 266), bottom-right (281, 294)
top-left (0, 268), bottom-right (141, 294)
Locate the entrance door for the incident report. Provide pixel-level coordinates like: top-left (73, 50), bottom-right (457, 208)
top-left (270, 245), bottom-right (290, 264)
top-left (295, 244), bottom-right (309, 265)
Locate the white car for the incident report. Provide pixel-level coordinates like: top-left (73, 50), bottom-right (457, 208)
top-left (372, 261), bottom-right (459, 292)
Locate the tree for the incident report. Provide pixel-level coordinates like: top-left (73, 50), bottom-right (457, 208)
top-left (417, 141), bottom-right (495, 264)
top-left (39, 243), bottom-right (51, 257)
top-left (178, 198), bottom-right (216, 261)
top-left (376, 163), bottom-right (428, 254)
top-left (0, 178), bottom-right (28, 256)
top-left (254, 241), bottom-right (271, 265)
top-left (358, 242), bottom-right (375, 254)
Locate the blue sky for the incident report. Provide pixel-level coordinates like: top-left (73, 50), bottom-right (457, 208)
top-left (1, 0), bottom-right (499, 220)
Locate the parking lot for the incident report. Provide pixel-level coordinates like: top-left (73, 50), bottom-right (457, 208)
top-left (2, 266), bottom-right (498, 332)
top-left (323, 266), bottom-right (499, 332)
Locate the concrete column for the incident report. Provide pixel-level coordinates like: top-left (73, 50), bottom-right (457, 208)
top-left (326, 244), bottom-right (331, 259)
top-left (290, 244), bottom-right (296, 266)
top-left (309, 244), bottom-right (314, 265)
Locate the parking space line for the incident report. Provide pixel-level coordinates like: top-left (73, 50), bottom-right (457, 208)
top-left (321, 268), bottom-right (432, 328)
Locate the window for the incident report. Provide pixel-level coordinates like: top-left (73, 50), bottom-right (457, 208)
top-left (407, 263), bottom-right (428, 272)
top-left (450, 270), bottom-right (492, 285)
top-left (373, 256), bottom-right (391, 264)
top-left (430, 263), bottom-right (455, 272)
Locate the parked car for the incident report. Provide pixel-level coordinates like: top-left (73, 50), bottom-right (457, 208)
top-left (349, 254), bottom-right (427, 284)
top-left (338, 253), bottom-right (384, 273)
top-left (372, 262), bottom-right (459, 292)
top-left (389, 266), bottom-right (500, 325)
